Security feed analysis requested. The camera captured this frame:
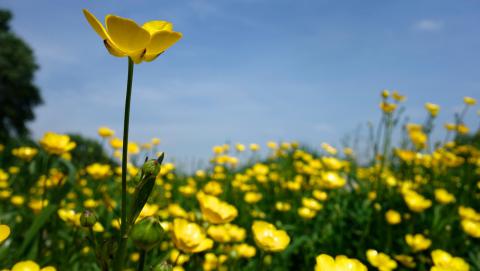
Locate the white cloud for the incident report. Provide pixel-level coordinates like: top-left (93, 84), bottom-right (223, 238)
top-left (414, 19), bottom-right (443, 32)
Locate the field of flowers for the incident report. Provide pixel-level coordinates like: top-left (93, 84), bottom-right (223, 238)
top-left (0, 92), bottom-right (479, 271)
top-left (1, 8), bottom-right (480, 271)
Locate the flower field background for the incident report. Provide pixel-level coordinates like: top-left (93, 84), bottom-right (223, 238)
top-left (0, 92), bottom-right (479, 270)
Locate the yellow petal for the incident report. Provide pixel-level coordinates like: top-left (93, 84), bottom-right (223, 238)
top-left (105, 15), bottom-right (150, 53)
top-left (129, 49), bottom-right (147, 64)
top-left (145, 30), bottom-right (182, 55)
top-left (0, 224), bottom-right (10, 244)
top-left (12, 261), bottom-right (40, 271)
top-left (104, 40), bottom-right (127, 57)
top-left (143, 52), bottom-right (163, 62)
top-left (83, 9), bottom-right (108, 40)
top-left (142, 21), bottom-right (173, 33)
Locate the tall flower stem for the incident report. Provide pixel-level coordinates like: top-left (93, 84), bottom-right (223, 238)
top-left (113, 57), bottom-right (135, 271)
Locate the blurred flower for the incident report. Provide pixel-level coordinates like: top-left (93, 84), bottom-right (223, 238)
top-left (403, 190), bottom-right (431, 213)
top-left (315, 254), bottom-right (367, 271)
top-left (233, 243), bottom-right (256, 258)
top-left (425, 103), bottom-right (440, 117)
top-left (85, 163), bottom-right (112, 180)
top-left (461, 219), bottom-right (480, 238)
top-left (405, 234), bottom-right (431, 252)
top-left (385, 210), bottom-right (401, 225)
top-left (463, 96), bottom-right (476, 106)
top-left (197, 192), bottom-right (238, 224)
top-left (366, 249), bottom-right (397, 271)
top-left (98, 126), bottom-right (114, 138)
top-left (12, 147), bottom-right (38, 161)
top-left (252, 221), bottom-right (290, 252)
top-left (434, 188), bottom-right (455, 204)
top-left (171, 219), bottom-right (213, 253)
top-left (431, 250), bottom-right (469, 271)
top-left (40, 132), bottom-right (76, 155)
top-left (0, 224), bottom-right (10, 244)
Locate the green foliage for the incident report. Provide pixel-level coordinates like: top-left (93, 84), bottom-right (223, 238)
top-left (0, 9), bottom-right (42, 140)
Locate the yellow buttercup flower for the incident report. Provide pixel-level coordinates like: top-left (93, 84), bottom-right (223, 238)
top-left (403, 190), bottom-right (431, 213)
top-left (461, 219), bottom-right (480, 238)
top-left (385, 210), bottom-right (401, 225)
top-left (0, 224), bottom-right (10, 244)
top-left (298, 207), bottom-right (317, 219)
top-left (252, 221), bottom-right (290, 252)
top-left (431, 250), bottom-right (469, 271)
top-left (197, 192), bottom-right (238, 224)
top-left (315, 254), bottom-right (367, 271)
top-left (97, 126), bottom-right (114, 138)
top-left (171, 218), bottom-right (213, 253)
top-left (12, 147), bottom-right (38, 161)
top-left (233, 243), bottom-right (256, 258)
top-left (109, 137), bottom-right (123, 150)
top-left (40, 132), bottom-right (76, 155)
top-left (463, 96), bottom-right (476, 106)
top-left (83, 9), bottom-right (182, 64)
top-left (425, 103), bottom-right (440, 117)
top-left (366, 249), bottom-right (397, 271)
top-left (11, 261), bottom-right (56, 271)
top-left (86, 163), bottom-right (112, 180)
top-left (434, 188), bottom-right (455, 204)
top-left (405, 233), bottom-right (431, 252)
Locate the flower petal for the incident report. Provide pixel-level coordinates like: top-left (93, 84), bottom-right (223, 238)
top-left (104, 40), bottom-right (126, 57)
top-left (142, 21), bottom-right (173, 33)
top-left (105, 15), bottom-right (151, 53)
top-left (83, 9), bottom-right (108, 40)
top-left (146, 30), bottom-right (182, 55)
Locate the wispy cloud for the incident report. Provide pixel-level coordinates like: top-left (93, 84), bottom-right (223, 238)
top-left (414, 19), bottom-right (444, 32)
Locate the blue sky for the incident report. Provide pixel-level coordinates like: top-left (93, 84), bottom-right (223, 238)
top-left (2, 0), bottom-right (480, 164)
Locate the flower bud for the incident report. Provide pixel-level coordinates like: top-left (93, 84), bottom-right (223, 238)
top-left (80, 210), bottom-right (97, 228)
top-left (142, 158), bottom-right (161, 177)
top-left (130, 217), bottom-right (165, 251)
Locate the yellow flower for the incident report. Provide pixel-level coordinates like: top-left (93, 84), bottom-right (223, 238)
top-left (403, 190), bottom-right (431, 213)
top-left (298, 207), bottom-right (317, 219)
top-left (366, 249), bottom-right (397, 271)
top-left (97, 126), bottom-right (114, 138)
top-left (151, 137), bottom-right (161, 145)
top-left (235, 143), bottom-right (246, 152)
top-left (85, 163), bottom-right (112, 180)
top-left (83, 9), bottom-right (182, 64)
top-left (431, 250), bottom-right (469, 271)
top-left (197, 192), bottom-right (238, 224)
top-left (319, 171), bottom-right (346, 189)
top-left (207, 224), bottom-right (246, 243)
top-left (425, 103), bottom-right (440, 117)
top-left (315, 254), bottom-right (367, 271)
top-left (392, 91), bottom-right (406, 102)
top-left (434, 188), bottom-right (455, 204)
top-left (249, 143), bottom-right (260, 152)
top-left (244, 192), bottom-right (263, 204)
top-left (463, 96), bottom-right (477, 106)
top-left (275, 201), bottom-right (292, 212)
top-left (12, 147), bottom-right (38, 161)
top-left (302, 197), bottom-right (323, 211)
top-left (0, 224), bottom-right (10, 244)
top-left (380, 102), bottom-right (397, 113)
top-left (251, 221), bottom-right (290, 252)
top-left (12, 261), bottom-right (40, 271)
top-left (405, 234), bottom-right (431, 252)
top-left (233, 243), bottom-right (256, 258)
top-left (128, 142), bottom-right (140, 155)
top-left (40, 132), bottom-right (76, 155)
top-left (171, 218), bottom-right (213, 253)
top-left (385, 210), bottom-right (401, 225)
top-left (109, 137), bottom-right (123, 149)
top-left (461, 219), bottom-right (480, 238)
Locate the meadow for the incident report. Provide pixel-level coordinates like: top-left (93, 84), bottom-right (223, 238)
top-left (0, 91), bottom-right (479, 271)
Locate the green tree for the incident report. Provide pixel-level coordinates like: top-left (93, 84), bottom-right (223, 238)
top-left (0, 9), bottom-right (42, 140)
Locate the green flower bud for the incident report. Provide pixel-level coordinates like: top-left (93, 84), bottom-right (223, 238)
top-left (80, 210), bottom-right (97, 228)
top-left (152, 262), bottom-right (172, 271)
top-left (130, 217), bottom-right (165, 251)
top-left (142, 159), bottom-right (160, 177)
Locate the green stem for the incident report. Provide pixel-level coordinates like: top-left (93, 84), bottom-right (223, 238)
top-left (113, 57), bottom-right (135, 271)
top-left (137, 250), bottom-right (146, 271)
